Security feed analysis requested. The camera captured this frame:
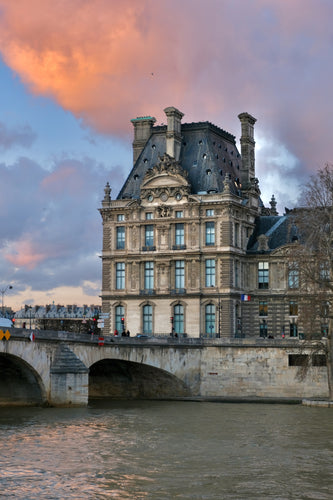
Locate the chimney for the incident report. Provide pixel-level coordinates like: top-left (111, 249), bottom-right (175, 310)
top-left (131, 116), bottom-right (156, 165)
top-left (238, 112), bottom-right (257, 190)
top-left (164, 106), bottom-right (184, 161)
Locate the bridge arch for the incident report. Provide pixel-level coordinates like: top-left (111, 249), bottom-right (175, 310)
top-left (89, 358), bottom-right (190, 400)
top-left (0, 353), bottom-right (47, 406)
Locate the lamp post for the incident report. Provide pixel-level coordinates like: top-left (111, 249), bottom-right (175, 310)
top-left (1, 285), bottom-right (13, 316)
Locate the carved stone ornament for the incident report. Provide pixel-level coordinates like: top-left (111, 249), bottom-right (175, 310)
top-left (158, 205), bottom-right (171, 217)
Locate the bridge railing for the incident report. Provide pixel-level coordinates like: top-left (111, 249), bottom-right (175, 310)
top-left (3, 328), bottom-right (310, 347)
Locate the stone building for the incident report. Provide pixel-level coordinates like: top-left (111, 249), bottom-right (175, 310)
top-left (99, 106), bottom-right (304, 338)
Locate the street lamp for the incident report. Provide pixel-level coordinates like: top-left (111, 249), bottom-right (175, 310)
top-left (1, 285), bottom-right (13, 316)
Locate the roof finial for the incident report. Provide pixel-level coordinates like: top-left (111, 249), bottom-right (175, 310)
top-left (269, 194), bottom-right (278, 215)
top-left (103, 182), bottom-right (111, 202)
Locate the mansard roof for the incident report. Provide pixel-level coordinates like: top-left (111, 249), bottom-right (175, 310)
top-left (117, 121), bottom-right (243, 200)
top-left (247, 214), bottom-right (299, 254)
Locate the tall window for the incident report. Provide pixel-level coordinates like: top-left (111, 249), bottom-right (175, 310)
top-left (319, 262), bottom-right (330, 282)
top-left (235, 223), bottom-right (239, 247)
top-left (290, 322), bottom-right (298, 337)
top-left (174, 304), bottom-right (184, 334)
top-left (205, 221), bottom-right (215, 246)
top-left (115, 305), bottom-right (124, 332)
top-left (289, 301), bottom-right (298, 316)
top-left (175, 223), bottom-right (184, 245)
top-left (258, 262), bottom-right (269, 289)
top-left (234, 261), bottom-right (239, 287)
top-left (175, 260), bottom-right (185, 289)
top-left (145, 225), bottom-right (154, 247)
top-left (260, 320), bottom-right (268, 338)
top-left (259, 301), bottom-right (268, 316)
top-left (288, 265), bottom-right (299, 288)
top-left (116, 262), bottom-right (125, 290)
top-left (205, 304), bottom-right (215, 336)
top-left (143, 304), bottom-right (152, 334)
top-left (205, 259), bottom-right (216, 287)
top-left (116, 226), bottom-right (125, 249)
top-left (144, 261), bottom-right (154, 290)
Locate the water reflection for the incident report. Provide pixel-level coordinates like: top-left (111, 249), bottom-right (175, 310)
top-left (0, 402), bottom-right (332, 499)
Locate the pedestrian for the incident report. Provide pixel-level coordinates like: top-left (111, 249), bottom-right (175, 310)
top-left (126, 330), bottom-right (130, 337)
top-left (114, 329), bottom-right (118, 337)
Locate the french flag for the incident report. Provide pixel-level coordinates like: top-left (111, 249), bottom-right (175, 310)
top-left (241, 294), bottom-right (251, 302)
top-left (30, 332), bottom-right (35, 342)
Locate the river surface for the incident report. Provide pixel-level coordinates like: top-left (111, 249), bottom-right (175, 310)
top-left (0, 401), bottom-right (332, 499)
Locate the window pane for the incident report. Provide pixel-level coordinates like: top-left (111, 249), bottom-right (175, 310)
top-left (116, 226), bottom-right (125, 249)
top-left (174, 304), bottom-right (184, 334)
top-left (289, 301), bottom-right (298, 316)
top-left (115, 305), bottom-right (124, 333)
top-left (288, 266), bottom-right (299, 288)
top-left (259, 301), bottom-right (268, 316)
top-left (205, 221), bottom-right (215, 246)
top-left (144, 261), bottom-right (154, 290)
top-left (175, 260), bottom-right (185, 289)
top-left (143, 305), bottom-right (152, 334)
top-left (175, 223), bottom-right (184, 245)
top-left (116, 262), bottom-right (125, 290)
top-left (205, 259), bottom-right (216, 287)
top-left (290, 323), bottom-right (298, 337)
top-left (260, 321), bottom-right (267, 338)
top-left (258, 262), bottom-right (269, 289)
top-left (205, 304), bottom-right (215, 336)
top-left (176, 211), bottom-right (183, 218)
top-left (145, 225), bottom-right (154, 246)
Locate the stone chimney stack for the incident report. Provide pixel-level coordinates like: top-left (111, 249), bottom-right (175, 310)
top-left (164, 106), bottom-right (184, 161)
top-left (131, 116), bottom-right (156, 165)
top-left (238, 112), bottom-right (257, 190)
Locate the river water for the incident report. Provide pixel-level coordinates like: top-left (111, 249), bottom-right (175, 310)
top-left (0, 401), bottom-right (332, 499)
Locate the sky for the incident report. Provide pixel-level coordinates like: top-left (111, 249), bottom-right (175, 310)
top-left (0, 0), bottom-right (332, 311)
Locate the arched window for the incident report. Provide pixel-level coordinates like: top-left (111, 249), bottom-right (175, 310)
top-left (143, 304), bottom-right (153, 334)
top-left (205, 303), bottom-right (215, 337)
top-left (115, 305), bottom-right (124, 332)
top-left (174, 304), bottom-right (184, 335)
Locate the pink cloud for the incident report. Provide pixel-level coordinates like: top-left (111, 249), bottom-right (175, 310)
top-left (4, 238), bottom-right (48, 270)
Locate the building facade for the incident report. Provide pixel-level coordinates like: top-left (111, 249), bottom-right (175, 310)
top-left (99, 107), bottom-right (310, 338)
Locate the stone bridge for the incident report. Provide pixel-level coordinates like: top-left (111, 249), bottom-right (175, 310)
top-left (0, 329), bottom-right (329, 406)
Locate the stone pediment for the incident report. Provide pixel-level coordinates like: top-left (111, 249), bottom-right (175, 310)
top-left (140, 153), bottom-right (190, 201)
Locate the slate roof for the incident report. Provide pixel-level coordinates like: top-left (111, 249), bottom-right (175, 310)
top-left (117, 121), bottom-right (243, 200)
top-left (247, 214), bottom-right (299, 254)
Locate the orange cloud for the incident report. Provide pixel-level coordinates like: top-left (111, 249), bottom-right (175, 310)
top-left (5, 238), bottom-right (47, 270)
top-left (0, 0), bottom-right (177, 134)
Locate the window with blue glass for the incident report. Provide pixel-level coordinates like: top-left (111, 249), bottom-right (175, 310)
top-left (205, 259), bottom-right (216, 287)
top-left (145, 225), bottom-right (154, 247)
top-left (116, 226), bottom-right (125, 249)
top-left (143, 304), bottom-right (152, 334)
top-left (116, 262), bottom-right (125, 290)
top-left (115, 305), bottom-right (124, 332)
top-left (144, 261), bottom-right (154, 290)
top-left (175, 260), bottom-right (185, 289)
top-left (288, 264), bottom-right (299, 289)
top-left (175, 223), bottom-right (184, 245)
top-left (205, 304), bottom-right (215, 336)
top-left (258, 262), bottom-right (269, 289)
top-left (174, 304), bottom-right (184, 334)
top-left (205, 221), bottom-right (215, 246)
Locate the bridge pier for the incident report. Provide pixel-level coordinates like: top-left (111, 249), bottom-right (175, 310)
top-left (50, 343), bottom-right (89, 406)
